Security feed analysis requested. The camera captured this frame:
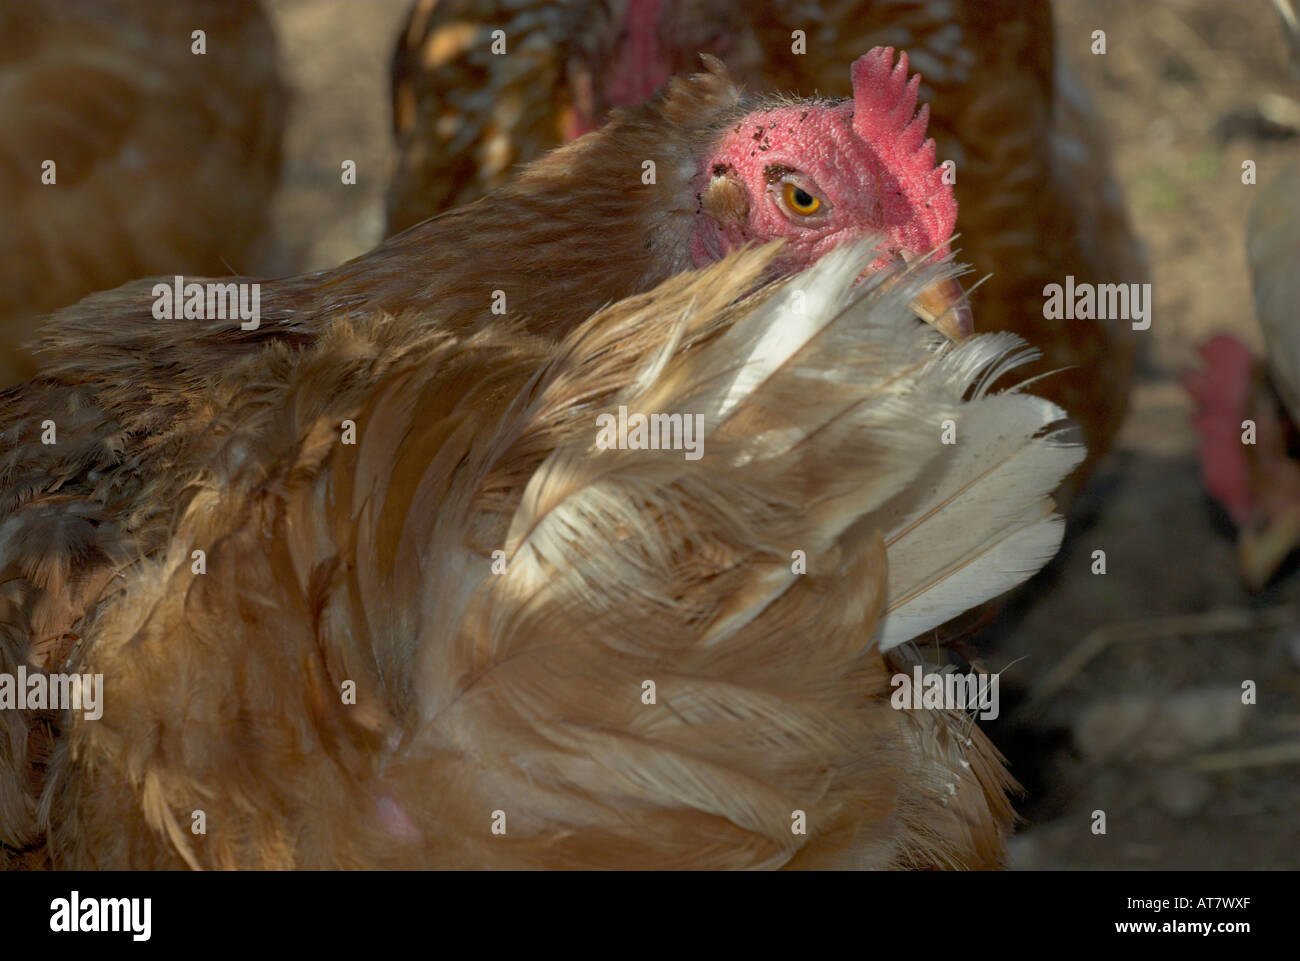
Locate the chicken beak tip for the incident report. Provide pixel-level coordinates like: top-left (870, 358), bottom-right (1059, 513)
top-left (909, 278), bottom-right (974, 341)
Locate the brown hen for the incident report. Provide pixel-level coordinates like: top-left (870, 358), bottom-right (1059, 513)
top-left (0, 52), bottom-right (1081, 868)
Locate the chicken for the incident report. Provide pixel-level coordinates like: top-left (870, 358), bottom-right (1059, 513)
top-left (1184, 1), bottom-right (1300, 589)
top-left (3, 236), bottom-right (1080, 869)
top-left (1185, 156), bottom-right (1300, 589)
top-left (0, 49), bottom-right (1065, 869)
top-left (0, 0), bottom-right (286, 385)
top-left (386, 0), bottom-right (1145, 499)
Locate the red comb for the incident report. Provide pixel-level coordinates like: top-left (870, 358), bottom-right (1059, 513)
top-left (851, 47), bottom-right (955, 250)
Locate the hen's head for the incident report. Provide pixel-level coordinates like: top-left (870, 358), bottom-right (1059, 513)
top-left (690, 47), bottom-right (969, 338)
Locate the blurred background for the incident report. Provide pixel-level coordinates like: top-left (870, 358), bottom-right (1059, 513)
top-left (3, 0), bottom-right (1298, 868)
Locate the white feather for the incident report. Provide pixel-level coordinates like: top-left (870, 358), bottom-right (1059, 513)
top-left (710, 243), bottom-right (874, 422)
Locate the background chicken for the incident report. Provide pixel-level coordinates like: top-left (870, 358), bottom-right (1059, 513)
top-left (0, 0), bottom-right (286, 384)
top-left (4, 235), bottom-right (1079, 869)
top-left (386, 0), bottom-right (1146, 499)
top-left (1184, 14), bottom-right (1300, 589)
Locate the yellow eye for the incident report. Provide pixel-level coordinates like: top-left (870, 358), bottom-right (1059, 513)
top-left (783, 182), bottom-right (822, 215)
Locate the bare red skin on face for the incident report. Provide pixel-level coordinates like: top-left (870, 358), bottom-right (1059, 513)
top-left (690, 47), bottom-right (958, 275)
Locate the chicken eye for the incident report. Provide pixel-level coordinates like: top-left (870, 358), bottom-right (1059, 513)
top-left (783, 182), bottom-right (822, 215)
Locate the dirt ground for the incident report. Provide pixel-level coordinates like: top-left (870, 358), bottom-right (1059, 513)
top-left (261, 0), bottom-right (1300, 869)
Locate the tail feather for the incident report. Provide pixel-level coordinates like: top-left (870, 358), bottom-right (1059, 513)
top-left (870, 373), bottom-right (1082, 651)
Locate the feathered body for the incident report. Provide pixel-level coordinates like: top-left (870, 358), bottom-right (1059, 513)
top-left (388, 0), bottom-right (1144, 496)
top-left (7, 239), bottom-right (1078, 868)
top-left (0, 0), bottom-right (286, 385)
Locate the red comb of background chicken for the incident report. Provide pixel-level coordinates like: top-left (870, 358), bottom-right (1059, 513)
top-left (1184, 334), bottom-right (1257, 525)
top-left (851, 47), bottom-right (956, 260)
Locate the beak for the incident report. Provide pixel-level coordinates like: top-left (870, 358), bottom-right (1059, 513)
top-left (909, 276), bottom-right (974, 341)
top-left (1239, 505), bottom-right (1300, 591)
